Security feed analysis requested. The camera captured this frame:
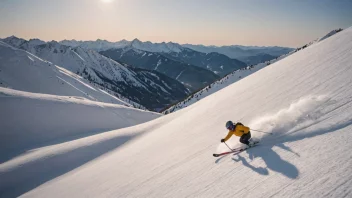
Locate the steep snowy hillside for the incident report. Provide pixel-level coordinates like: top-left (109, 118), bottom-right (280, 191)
top-left (162, 29), bottom-right (343, 114)
top-left (1, 38), bottom-right (190, 110)
top-left (0, 41), bottom-right (132, 106)
top-left (1, 27), bottom-right (351, 198)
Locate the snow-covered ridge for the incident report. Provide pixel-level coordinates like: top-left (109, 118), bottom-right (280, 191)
top-left (60, 39), bottom-right (130, 51)
top-left (318, 28), bottom-right (343, 42)
top-left (0, 40), bottom-right (134, 106)
top-left (58, 38), bottom-right (292, 57)
top-left (162, 29), bottom-right (344, 114)
top-left (59, 38), bottom-right (184, 53)
top-left (128, 38), bottom-right (183, 53)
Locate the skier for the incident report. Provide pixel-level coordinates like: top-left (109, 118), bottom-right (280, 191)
top-left (221, 121), bottom-right (255, 146)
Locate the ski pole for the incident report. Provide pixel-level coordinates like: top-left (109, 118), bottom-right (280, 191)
top-left (223, 142), bottom-right (235, 151)
top-left (251, 129), bottom-right (273, 135)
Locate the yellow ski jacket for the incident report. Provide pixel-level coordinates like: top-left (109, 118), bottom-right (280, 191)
top-left (223, 124), bottom-right (250, 142)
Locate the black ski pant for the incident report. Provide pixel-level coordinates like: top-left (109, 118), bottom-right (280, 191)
top-left (240, 132), bottom-right (251, 145)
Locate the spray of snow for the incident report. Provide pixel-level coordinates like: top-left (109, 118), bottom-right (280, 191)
top-left (249, 95), bottom-right (329, 140)
top-left (218, 95), bottom-right (329, 152)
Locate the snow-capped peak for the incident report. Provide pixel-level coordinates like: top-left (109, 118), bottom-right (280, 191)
top-left (28, 38), bottom-right (46, 46)
top-left (318, 28), bottom-right (343, 42)
top-left (1, 36), bottom-right (27, 48)
top-left (128, 39), bottom-right (183, 53)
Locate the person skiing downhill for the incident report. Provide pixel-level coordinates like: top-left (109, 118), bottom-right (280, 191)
top-left (221, 121), bottom-right (255, 146)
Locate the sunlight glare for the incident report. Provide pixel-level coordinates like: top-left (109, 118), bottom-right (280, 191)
top-left (101, 0), bottom-right (114, 3)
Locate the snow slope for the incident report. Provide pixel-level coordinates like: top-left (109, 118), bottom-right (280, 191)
top-left (0, 87), bottom-right (160, 162)
top-left (1, 28), bottom-right (352, 197)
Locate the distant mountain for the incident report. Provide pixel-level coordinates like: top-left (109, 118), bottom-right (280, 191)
top-left (60, 38), bottom-right (292, 62)
top-left (60, 39), bottom-right (130, 51)
top-left (162, 48), bottom-right (246, 77)
top-left (126, 39), bottom-right (184, 53)
top-left (3, 36), bottom-right (46, 49)
top-left (62, 39), bottom-right (253, 76)
top-left (182, 44), bottom-right (293, 60)
top-left (237, 53), bottom-right (278, 66)
top-left (1, 37), bottom-right (190, 111)
top-left (60, 38), bottom-right (291, 90)
top-left (100, 47), bottom-right (220, 91)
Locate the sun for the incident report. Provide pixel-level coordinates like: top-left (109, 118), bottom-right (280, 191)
top-left (101, 0), bottom-right (114, 3)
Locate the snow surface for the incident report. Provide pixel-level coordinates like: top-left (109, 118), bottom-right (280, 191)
top-left (0, 87), bottom-right (160, 162)
top-left (1, 28), bottom-right (352, 197)
top-left (0, 87), bottom-right (160, 197)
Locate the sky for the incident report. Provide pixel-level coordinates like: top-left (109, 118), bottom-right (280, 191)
top-left (0, 0), bottom-right (352, 47)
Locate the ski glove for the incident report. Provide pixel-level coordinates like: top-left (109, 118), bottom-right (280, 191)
top-left (221, 139), bottom-right (225, 143)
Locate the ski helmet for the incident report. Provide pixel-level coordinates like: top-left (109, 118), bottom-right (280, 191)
top-left (225, 121), bottom-right (234, 130)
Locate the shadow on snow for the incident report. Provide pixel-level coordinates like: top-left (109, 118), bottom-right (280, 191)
top-left (0, 134), bottom-right (137, 198)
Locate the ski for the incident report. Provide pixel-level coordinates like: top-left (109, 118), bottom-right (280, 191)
top-left (213, 142), bottom-right (259, 157)
top-left (213, 149), bottom-right (245, 157)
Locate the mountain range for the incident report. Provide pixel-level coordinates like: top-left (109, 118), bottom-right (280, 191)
top-left (62, 38), bottom-right (292, 68)
top-left (1, 36), bottom-right (293, 111)
top-left (0, 37), bottom-right (190, 111)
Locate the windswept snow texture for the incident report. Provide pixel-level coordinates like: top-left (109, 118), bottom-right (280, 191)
top-left (0, 87), bottom-right (160, 165)
top-left (1, 28), bottom-right (352, 198)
